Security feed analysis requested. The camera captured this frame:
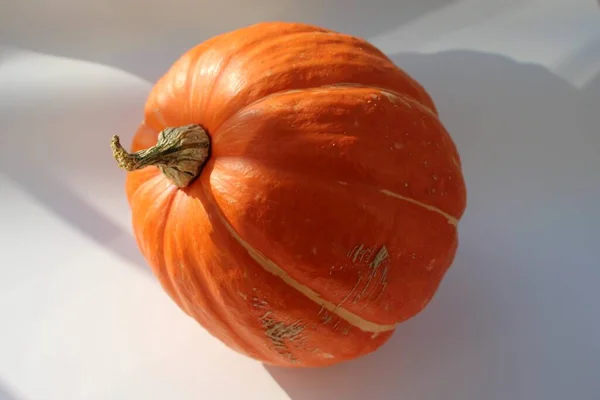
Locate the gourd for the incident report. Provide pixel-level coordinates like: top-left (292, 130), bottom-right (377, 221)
top-left (111, 21), bottom-right (466, 367)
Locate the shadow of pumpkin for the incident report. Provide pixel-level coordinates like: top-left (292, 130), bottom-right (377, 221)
top-left (264, 49), bottom-right (600, 400)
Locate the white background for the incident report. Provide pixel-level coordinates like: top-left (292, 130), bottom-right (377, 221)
top-left (1, 0), bottom-right (599, 399)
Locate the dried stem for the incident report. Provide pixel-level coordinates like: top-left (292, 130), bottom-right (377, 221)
top-left (111, 124), bottom-right (210, 188)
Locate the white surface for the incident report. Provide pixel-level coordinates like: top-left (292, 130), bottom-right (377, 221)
top-left (1, 1), bottom-right (599, 399)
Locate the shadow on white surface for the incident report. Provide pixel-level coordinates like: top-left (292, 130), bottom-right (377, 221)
top-left (266, 50), bottom-right (600, 400)
top-left (0, 380), bottom-right (24, 400)
top-left (556, 35), bottom-right (600, 88)
top-left (1, 170), bottom-right (150, 275)
top-left (0, 0), bottom-right (455, 81)
top-left (0, 50), bottom-right (152, 275)
top-left (580, 69), bottom-right (600, 151)
top-left (0, 48), bottom-right (18, 65)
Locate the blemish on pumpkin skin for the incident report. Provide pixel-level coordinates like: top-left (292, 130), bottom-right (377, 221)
top-left (308, 347), bottom-right (335, 359)
top-left (356, 245), bottom-right (390, 308)
top-left (237, 291), bottom-right (248, 300)
top-left (348, 244), bottom-right (373, 264)
top-left (347, 244), bottom-right (362, 261)
top-left (260, 312), bottom-right (306, 362)
top-left (335, 275), bottom-right (362, 309)
top-left (321, 312), bottom-right (333, 325)
top-left (425, 260), bottom-right (436, 272)
top-left (219, 214), bottom-right (396, 333)
top-left (371, 246), bottom-right (389, 268)
top-left (253, 298), bottom-right (269, 309)
top-left (370, 264), bottom-right (390, 306)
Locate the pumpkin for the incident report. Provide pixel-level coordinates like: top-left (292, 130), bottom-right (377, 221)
top-left (111, 21), bottom-right (466, 367)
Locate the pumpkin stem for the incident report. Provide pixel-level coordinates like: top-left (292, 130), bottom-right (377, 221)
top-left (111, 124), bottom-right (210, 188)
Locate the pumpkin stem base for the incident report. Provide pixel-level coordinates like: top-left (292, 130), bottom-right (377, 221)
top-left (111, 124), bottom-right (210, 188)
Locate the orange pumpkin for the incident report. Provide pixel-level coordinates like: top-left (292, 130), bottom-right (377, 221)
top-left (111, 21), bottom-right (466, 367)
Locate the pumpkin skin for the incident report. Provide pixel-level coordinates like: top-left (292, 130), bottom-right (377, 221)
top-left (121, 21), bottom-right (466, 367)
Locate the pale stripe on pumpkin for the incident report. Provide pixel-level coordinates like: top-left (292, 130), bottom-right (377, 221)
top-left (214, 212), bottom-right (397, 334)
top-left (378, 188), bottom-right (458, 225)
